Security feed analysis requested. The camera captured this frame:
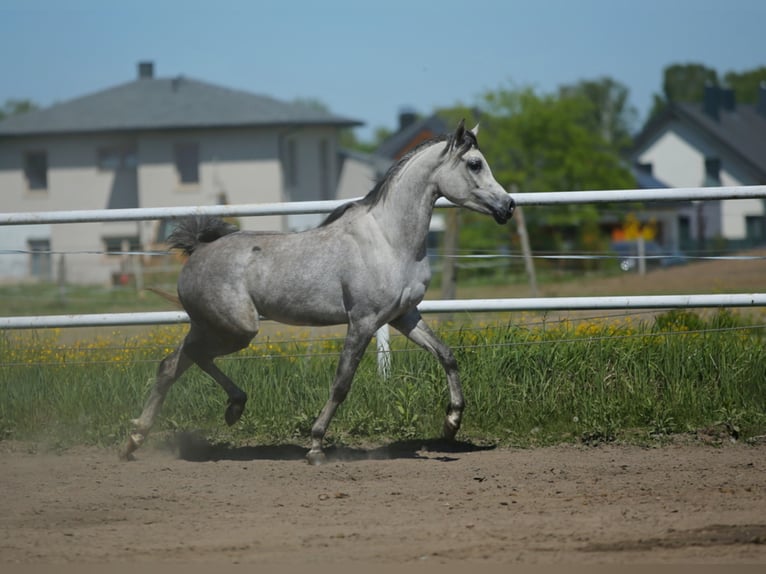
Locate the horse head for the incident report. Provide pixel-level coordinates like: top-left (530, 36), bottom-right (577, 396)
top-left (436, 120), bottom-right (515, 224)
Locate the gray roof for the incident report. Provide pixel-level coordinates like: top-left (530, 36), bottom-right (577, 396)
top-left (633, 97), bottom-right (766, 181)
top-left (674, 101), bottom-right (766, 178)
top-left (0, 76), bottom-right (362, 136)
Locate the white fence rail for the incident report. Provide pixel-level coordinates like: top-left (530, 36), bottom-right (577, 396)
top-left (1, 185), bottom-right (765, 332)
top-left (1, 294), bottom-right (765, 331)
top-left (2, 185), bottom-right (765, 225)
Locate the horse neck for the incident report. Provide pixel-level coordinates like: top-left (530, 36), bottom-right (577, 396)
top-left (371, 143), bottom-right (444, 254)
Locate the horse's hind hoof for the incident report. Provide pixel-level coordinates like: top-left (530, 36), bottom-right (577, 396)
top-left (119, 435), bottom-right (141, 462)
top-left (225, 400), bottom-right (246, 426)
top-left (306, 449), bottom-right (327, 466)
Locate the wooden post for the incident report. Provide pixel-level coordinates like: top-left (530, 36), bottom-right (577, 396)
top-left (132, 252), bottom-right (144, 296)
top-left (57, 254), bottom-right (68, 306)
top-left (512, 185), bottom-right (538, 297)
top-left (440, 208), bottom-right (459, 301)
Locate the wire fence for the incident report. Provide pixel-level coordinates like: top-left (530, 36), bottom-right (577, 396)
top-left (2, 184), bottom-right (765, 337)
top-left (3, 309), bottom-right (764, 368)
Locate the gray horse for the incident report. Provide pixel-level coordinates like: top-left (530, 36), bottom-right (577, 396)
top-left (121, 120), bottom-right (515, 464)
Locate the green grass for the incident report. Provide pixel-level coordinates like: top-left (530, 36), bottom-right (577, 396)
top-left (1, 309), bottom-right (764, 450)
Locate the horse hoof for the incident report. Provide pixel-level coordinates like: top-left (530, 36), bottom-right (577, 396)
top-left (119, 451), bottom-right (136, 462)
top-left (306, 449), bottom-right (326, 466)
top-left (225, 402), bottom-right (245, 426)
top-left (119, 436), bottom-right (140, 462)
top-left (443, 420), bottom-right (459, 442)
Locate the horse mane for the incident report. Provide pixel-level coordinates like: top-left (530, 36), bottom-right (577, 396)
top-left (320, 121), bottom-right (478, 227)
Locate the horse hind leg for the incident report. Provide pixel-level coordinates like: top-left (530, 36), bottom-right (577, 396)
top-left (192, 356), bottom-right (249, 426)
top-left (120, 346), bottom-right (193, 461)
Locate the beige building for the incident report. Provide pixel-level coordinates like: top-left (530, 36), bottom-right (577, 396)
top-left (0, 62), bottom-right (362, 284)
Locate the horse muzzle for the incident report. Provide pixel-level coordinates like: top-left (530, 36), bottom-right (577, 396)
top-left (491, 195), bottom-right (516, 224)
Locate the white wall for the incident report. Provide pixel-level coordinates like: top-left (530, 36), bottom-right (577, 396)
top-left (636, 121), bottom-right (764, 241)
top-left (0, 125), bottom-right (343, 284)
top-left (337, 154), bottom-right (377, 201)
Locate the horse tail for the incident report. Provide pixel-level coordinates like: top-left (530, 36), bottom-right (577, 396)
top-left (167, 215), bottom-right (239, 255)
top-left (145, 286), bottom-right (182, 308)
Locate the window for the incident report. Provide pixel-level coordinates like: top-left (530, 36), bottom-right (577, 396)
top-left (103, 236), bottom-right (140, 255)
top-left (745, 216), bottom-right (765, 246)
top-left (285, 139), bottom-right (298, 187)
top-left (636, 162), bottom-right (653, 175)
top-left (24, 151), bottom-right (48, 190)
top-left (28, 239), bottom-right (52, 280)
top-left (174, 142), bottom-right (199, 185)
top-left (704, 157), bottom-right (721, 186)
top-left (678, 215), bottom-right (692, 242)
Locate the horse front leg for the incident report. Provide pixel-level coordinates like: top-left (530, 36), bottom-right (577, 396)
top-left (390, 310), bottom-right (464, 441)
top-left (307, 325), bottom-right (373, 465)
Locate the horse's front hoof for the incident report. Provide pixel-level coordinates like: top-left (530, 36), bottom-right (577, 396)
top-left (225, 401), bottom-right (246, 426)
top-left (306, 449), bottom-right (327, 466)
top-left (443, 419), bottom-right (460, 442)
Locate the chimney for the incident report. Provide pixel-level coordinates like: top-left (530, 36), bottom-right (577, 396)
top-left (721, 87), bottom-right (736, 112)
top-left (137, 61), bottom-right (154, 80)
top-left (758, 81), bottom-right (766, 118)
top-left (702, 83), bottom-right (720, 120)
top-left (398, 108), bottom-right (418, 131)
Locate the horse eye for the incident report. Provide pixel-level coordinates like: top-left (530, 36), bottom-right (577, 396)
top-left (467, 158), bottom-right (483, 173)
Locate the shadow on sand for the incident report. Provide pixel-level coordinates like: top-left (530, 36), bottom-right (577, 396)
top-left (171, 431), bottom-right (496, 463)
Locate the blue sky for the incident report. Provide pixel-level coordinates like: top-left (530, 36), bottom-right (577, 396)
top-left (1, 0), bottom-right (764, 140)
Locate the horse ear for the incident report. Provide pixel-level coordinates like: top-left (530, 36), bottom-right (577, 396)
top-left (470, 123), bottom-right (480, 136)
top-left (454, 119), bottom-right (466, 146)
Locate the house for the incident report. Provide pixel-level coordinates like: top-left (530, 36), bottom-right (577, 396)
top-left (337, 111), bottom-right (451, 235)
top-left (336, 110), bottom-right (450, 200)
top-left (0, 61), bottom-right (362, 284)
top-left (631, 83), bottom-right (766, 252)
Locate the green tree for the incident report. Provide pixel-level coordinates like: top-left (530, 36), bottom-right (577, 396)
top-left (441, 85), bottom-right (635, 256)
top-left (0, 99), bottom-right (38, 121)
top-left (648, 63), bottom-right (718, 119)
top-left (558, 76), bottom-right (637, 152)
top-left (479, 85), bottom-right (634, 195)
top-left (723, 67), bottom-right (766, 103)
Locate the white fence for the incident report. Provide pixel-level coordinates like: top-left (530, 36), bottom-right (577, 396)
top-left (3, 185), bottom-right (765, 225)
top-left (1, 184), bottom-right (765, 332)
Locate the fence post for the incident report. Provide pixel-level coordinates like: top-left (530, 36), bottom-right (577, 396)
top-left (57, 254), bottom-right (67, 305)
top-left (131, 253), bottom-right (144, 296)
top-left (376, 325), bottom-right (391, 379)
top-left (441, 209), bottom-right (459, 300)
top-left (512, 185), bottom-right (538, 296)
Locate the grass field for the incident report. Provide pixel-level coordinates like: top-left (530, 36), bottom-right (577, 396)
top-left (1, 250), bottom-right (764, 450)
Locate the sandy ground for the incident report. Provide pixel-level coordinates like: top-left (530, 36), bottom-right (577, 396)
top-left (1, 438), bottom-right (764, 567)
top-left (2, 251), bottom-right (764, 569)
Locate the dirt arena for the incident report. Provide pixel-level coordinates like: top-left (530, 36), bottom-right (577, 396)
top-left (1, 437), bottom-right (764, 567)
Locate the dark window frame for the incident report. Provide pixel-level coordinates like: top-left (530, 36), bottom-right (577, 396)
top-left (24, 150), bottom-right (48, 191)
top-left (174, 142), bottom-right (200, 185)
